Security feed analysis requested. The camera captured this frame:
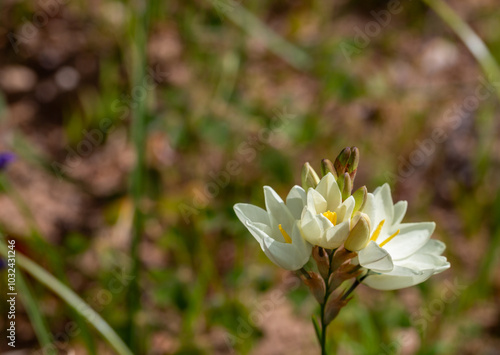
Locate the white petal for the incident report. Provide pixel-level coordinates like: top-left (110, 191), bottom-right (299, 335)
top-left (315, 173), bottom-right (333, 199)
top-left (363, 185), bottom-right (394, 234)
top-left (397, 253), bottom-right (447, 271)
top-left (264, 186), bottom-right (294, 232)
top-left (358, 241), bottom-right (394, 272)
top-left (375, 184), bottom-right (394, 223)
top-left (234, 203), bottom-right (269, 225)
top-left (307, 188), bottom-right (328, 214)
top-left (363, 266), bottom-right (434, 290)
top-left (337, 195), bottom-right (355, 222)
top-left (324, 221), bottom-right (350, 248)
top-left (261, 239), bottom-right (293, 270)
top-left (317, 213), bottom-right (334, 231)
top-left (316, 173), bottom-right (341, 211)
top-left (291, 221), bottom-right (313, 255)
top-left (262, 231), bottom-right (310, 270)
top-left (417, 239), bottom-right (446, 256)
top-left (433, 261), bottom-right (451, 273)
top-left (382, 222), bottom-right (435, 260)
top-left (250, 222), bottom-right (273, 237)
top-left (286, 185), bottom-right (306, 219)
top-left (300, 209), bottom-right (323, 244)
top-left (246, 220), bottom-right (272, 244)
top-left (361, 193), bottom-right (383, 232)
top-left (392, 200), bottom-right (408, 225)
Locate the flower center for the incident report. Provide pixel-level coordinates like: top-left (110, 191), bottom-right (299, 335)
top-left (278, 224), bottom-right (292, 244)
top-left (369, 219), bottom-right (400, 247)
top-left (322, 210), bottom-right (337, 225)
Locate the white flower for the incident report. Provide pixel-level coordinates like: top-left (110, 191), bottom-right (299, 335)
top-left (234, 185), bottom-right (312, 270)
top-left (356, 184), bottom-right (450, 290)
top-left (300, 173), bottom-right (355, 249)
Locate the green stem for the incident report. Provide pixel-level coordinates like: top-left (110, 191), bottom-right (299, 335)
top-left (126, 0), bottom-right (151, 351)
top-left (341, 273), bottom-right (368, 301)
top-left (319, 301), bottom-right (328, 355)
top-left (422, 0), bottom-right (500, 100)
top-left (0, 242), bottom-right (133, 355)
top-left (318, 249), bottom-right (336, 355)
top-left (318, 261), bottom-right (368, 354)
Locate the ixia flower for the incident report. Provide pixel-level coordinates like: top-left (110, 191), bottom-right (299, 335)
top-left (234, 185), bottom-right (312, 270)
top-left (355, 184), bottom-right (450, 290)
top-left (0, 152), bottom-right (15, 170)
top-left (300, 173), bottom-right (355, 249)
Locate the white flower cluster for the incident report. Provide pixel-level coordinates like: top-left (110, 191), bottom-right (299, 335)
top-left (234, 154), bottom-right (450, 290)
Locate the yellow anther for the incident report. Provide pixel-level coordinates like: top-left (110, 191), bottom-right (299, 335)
top-left (369, 219), bottom-right (385, 242)
top-left (322, 211), bottom-right (337, 226)
top-left (279, 224), bottom-right (292, 244)
top-left (379, 229), bottom-right (400, 247)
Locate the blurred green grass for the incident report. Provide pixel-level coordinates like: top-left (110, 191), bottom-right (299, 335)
top-left (0, 0), bottom-right (500, 354)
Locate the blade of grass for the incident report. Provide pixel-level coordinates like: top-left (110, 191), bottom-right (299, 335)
top-left (312, 315), bottom-right (322, 343)
top-left (422, 0), bottom-right (500, 100)
top-left (15, 265), bottom-right (54, 353)
top-left (210, 0), bottom-right (312, 70)
top-left (423, 0), bottom-right (500, 308)
top-left (125, 0), bottom-right (152, 352)
top-left (0, 240), bottom-right (133, 355)
top-left (0, 174), bottom-right (97, 352)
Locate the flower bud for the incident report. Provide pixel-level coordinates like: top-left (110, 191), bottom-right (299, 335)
top-left (324, 292), bottom-right (351, 325)
top-left (330, 247), bottom-right (356, 273)
top-left (340, 173), bottom-right (352, 201)
top-left (320, 159), bottom-right (338, 179)
top-left (302, 162), bottom-right (320, 190)
top-left (334, 147), bottom-right (351, 176)
top-left (327, 274), bottom-right (344, 294)
top-left (352, 186), bottom-right (367, 213)
top-left (327, 264), bottom-right (362, 293)
top-left (301, 271), bottom-right (326, 304)
top-left (345, 212), bottom-right (371, 252)
top-left (312, 246), bottom-right (330, 280)
top-left (346, 146), bottom-right (359, 181)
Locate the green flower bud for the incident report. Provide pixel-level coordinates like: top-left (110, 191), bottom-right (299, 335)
top-left (302, 162), bottom-right (320, 190)
top-left (337, 173), bottom-right (352, 201)
top-left (347, 146), bottom-right (359, 181)
top-left (334, 147), bottom-right (351, 176)
top-left (341, 173), bottom-right (352, 201)
top-left (352, 186), bottom-right (368, 213)
top-left (345, 212), bottom-right (371, 252)
top-left (321, 159), bottom-right (338, 179)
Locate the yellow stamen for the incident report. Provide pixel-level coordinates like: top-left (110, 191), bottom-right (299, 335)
top-left (369, 219), bottom-right (386, 242)
top-left (322, 211), bottom-right (337, 226)
top-left (379, 229), bottom-right (400, 247)
top-left (279, 224), bottom-right (292, 244)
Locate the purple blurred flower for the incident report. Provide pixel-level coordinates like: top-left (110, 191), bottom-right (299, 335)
top-left (0, 152), bottom-right (15, 170)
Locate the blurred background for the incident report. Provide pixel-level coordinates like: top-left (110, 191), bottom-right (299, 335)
top-left (0, 0), bottom-right (500, 354)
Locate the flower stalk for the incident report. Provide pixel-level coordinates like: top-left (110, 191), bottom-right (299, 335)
top-left (315, 247), bottom-right (359, 354)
